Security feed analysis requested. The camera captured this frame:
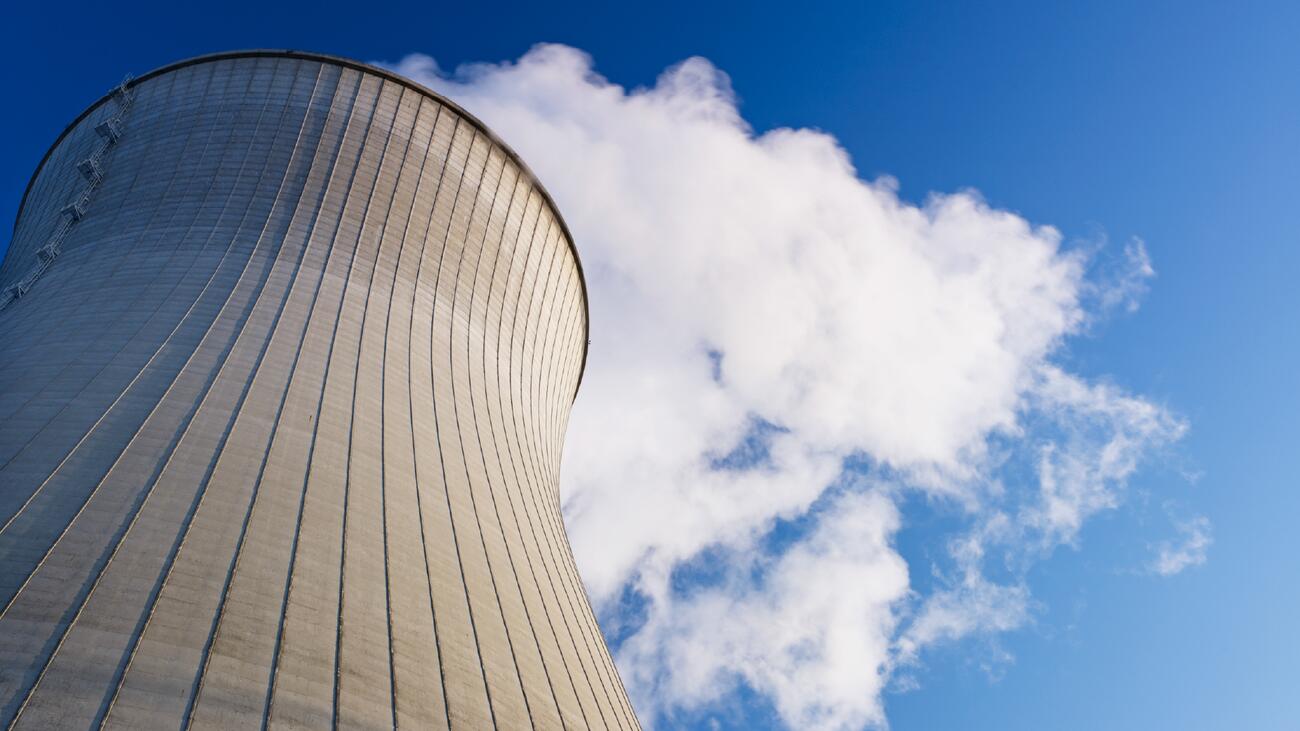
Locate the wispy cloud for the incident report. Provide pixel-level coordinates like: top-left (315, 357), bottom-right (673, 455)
top-left (1088, 237), bottom-right (1156, 315)
top-left (391, 45), bottom-right (1194, 730)
top-left (896, 516), bottom-right (1031, 666)
top-left (1150, 513), bottom-right (1213, 576)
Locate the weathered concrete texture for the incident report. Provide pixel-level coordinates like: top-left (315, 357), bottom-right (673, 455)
top-left (0, 51), bottom-right (637, 730)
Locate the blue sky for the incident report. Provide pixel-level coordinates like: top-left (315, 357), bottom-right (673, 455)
top-left (3, 2), bottom-right (1297, 729)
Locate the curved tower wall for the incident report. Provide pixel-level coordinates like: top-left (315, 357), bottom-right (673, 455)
top-left (0, 52), bottom-right (636, 730)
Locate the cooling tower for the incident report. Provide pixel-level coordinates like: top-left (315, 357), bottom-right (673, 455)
top-left (0, 50), bottom-right (638, 730)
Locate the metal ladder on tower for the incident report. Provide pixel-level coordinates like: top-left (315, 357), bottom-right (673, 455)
top-left (0, 75), bottom-right (135, 312)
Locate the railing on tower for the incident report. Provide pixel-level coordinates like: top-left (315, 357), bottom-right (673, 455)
top-left (0, 75), bottom-right (135, 312)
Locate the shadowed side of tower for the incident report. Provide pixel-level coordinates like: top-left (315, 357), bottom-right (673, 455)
top-left (0, 51), bottom-right (637, 730)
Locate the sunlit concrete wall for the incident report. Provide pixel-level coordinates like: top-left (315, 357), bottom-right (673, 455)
top-left (0, 51), bottom-right (637, 730)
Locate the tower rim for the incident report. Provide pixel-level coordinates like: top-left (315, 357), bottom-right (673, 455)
top-left (10, 48), bottom-right (591, 396)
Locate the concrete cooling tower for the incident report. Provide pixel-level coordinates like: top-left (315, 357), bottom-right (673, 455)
top-left (0, 50), bottom-right (638, 730)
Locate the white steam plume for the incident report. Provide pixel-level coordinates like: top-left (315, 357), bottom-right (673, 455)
top-left (390, 45), bottom-right (1191, 730)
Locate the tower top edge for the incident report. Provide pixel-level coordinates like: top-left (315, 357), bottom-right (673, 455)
top-left (12, 49), bottom-right (590, 396)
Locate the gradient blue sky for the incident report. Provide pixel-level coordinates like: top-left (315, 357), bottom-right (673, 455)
top-left (2, 2), bottom-right (1296, 728)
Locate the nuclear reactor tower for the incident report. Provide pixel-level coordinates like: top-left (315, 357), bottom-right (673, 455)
top-left (0, 51), bottom-right (637, 730)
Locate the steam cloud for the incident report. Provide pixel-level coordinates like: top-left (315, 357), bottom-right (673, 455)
top-left (391, 45), bottom-right (1192, 730)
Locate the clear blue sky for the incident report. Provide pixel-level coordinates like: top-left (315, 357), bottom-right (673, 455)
top-left (2, 2), bottom-right (1296, 728)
